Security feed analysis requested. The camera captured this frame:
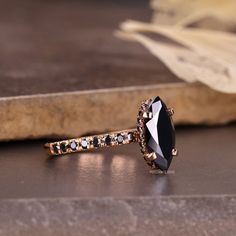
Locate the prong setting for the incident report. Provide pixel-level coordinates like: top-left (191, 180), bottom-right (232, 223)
top-left (142, 111), bottom-right (153, 119)
top-left (144, 152), bottom-right (157, 161)
top-left (172, 148), bottom-right (178, 156)
top-left (167, 108), bottom-right (174, 116)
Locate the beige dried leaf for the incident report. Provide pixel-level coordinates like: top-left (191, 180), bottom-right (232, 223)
top-left (117, 20), bottom-right (236, 93)
top-left (151, 0), bottom-right (236, 29)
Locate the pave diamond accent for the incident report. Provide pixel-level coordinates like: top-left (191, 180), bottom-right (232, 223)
top-left (144, 97), bottom-right (175, 171)
top-left (81, 139), bottom-right (88, 149)
top-left (117, 134), bottom-right (124, 144)
top-left (70, 141), bottom-right (77, 151)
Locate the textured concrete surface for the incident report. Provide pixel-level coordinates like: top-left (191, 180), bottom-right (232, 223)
top-left (0, 126), bottom-right (236, 235)
top-left (0, 196), bottom-right (236, 236)
top-left (1, 83), bottom-right (236, 141)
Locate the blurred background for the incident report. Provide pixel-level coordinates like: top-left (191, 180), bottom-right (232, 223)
top-left (0, 0), bottom-right (236, 140)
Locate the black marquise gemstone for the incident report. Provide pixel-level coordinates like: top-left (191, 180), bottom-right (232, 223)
top-left (144, 96), bottom-right (175, 171)
top-left (60, 142), bottom-right (67, 152)
top-left (93, 137), bottom-right (99, 147)
top-left (105, 135), bottom-right (112, 145)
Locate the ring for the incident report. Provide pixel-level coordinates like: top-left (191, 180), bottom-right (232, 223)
top-left (44, 96), bottom-right (177, 172)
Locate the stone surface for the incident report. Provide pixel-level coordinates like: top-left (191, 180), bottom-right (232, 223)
top-left (1, 83), bottom-right (236, 142)
top-left (1, 125), bottom-right (236, 198)
top-left (0, 125), bottom-right (236, 235)
top-left (0, 196), bottom-right (236, 236)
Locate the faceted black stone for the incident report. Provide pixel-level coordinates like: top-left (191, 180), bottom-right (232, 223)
top-left (144, 96), bottom-right (175, 171)
top-left (117, 134), bottom-right (124, 144)
top-left (105, 135), bottom-right (112, 145)
top-left (93, 137), bottom-right (99, 147)
top-left (128, 132), bottom-right (134, 142)
top-left (52, 144), bottom-right (60, 154)
top-left (60, 142), bottom-right (67, 152)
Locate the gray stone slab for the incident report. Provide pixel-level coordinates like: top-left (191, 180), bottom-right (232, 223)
top-left (0, 196), bottom-right (236, 236)
top-left (1, 125), bottom-right (236, 198)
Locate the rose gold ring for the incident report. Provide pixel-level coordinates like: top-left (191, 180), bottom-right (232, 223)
top-left (44, 96), bottom-right (177, 172)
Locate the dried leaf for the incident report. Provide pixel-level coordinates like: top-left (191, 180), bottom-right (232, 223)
top-left (151, 0), bottom-right (236, 30)
top-left (117, 20), bottom-right (236, 93)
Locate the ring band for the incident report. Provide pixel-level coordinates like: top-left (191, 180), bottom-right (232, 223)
top-left (44, 129), bottom-right (138, 154)
top-left (44, 96), bottom-right (177, 172)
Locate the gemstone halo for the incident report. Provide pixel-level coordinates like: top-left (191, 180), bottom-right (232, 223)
top-left (137, 97), bottom-right (176, 171)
